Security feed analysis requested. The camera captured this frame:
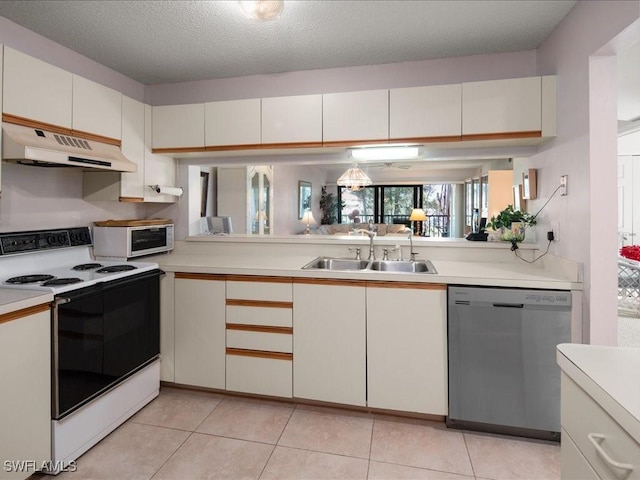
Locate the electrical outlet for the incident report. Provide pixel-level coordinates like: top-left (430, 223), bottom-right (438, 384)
top-left (560, 175), bottom-right (568, 196)
top-left (551, 222), bottom-right (559, 242)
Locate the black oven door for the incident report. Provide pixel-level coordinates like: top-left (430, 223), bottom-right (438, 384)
top-left (53, 269), bottom-right (162, 419)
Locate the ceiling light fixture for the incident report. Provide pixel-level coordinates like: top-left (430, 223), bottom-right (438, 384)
top-left (337, 164), bottom-right (372, 192)
top-left (238, 0), bottom-right (284, 21)
top-left (349, 145), bottom-right (421, 161)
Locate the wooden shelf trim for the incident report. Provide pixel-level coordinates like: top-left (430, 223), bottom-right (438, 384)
top-left (119, 196), bottom-right (145, 203)
top-left (0, 303), bottom-right (50, 325)
top-left (226, 323), bottom-right (292, 335)
top-left (461, 130), bottom-right (542, 142)
top-left (175, 272), bottom-right (227, 281)
top-left (226, 299), bottom-right (293, 309)
top-left (152, 146), bottom-right (207, 154)
top-left (226, 348), bottom-right (292, 361)
top-left (3, 113), bottom-right (121, 146)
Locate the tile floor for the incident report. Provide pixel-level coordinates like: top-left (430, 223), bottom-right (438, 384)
top-left (37, 387), bottom-right (561, 480)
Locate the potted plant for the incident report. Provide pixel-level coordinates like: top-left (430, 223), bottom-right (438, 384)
top-left (486, 205), bottom-right (537, 242)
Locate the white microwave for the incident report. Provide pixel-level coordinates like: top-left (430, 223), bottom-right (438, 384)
top-left (93, 224), bottom-right (174, 260)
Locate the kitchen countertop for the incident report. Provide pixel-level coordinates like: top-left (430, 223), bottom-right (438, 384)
top-left (557, 343), bottom-right (640, 442)
top-left (0, 289), bottom-right (53, 316)
top-left (150, 252), bottom-right (582, 290)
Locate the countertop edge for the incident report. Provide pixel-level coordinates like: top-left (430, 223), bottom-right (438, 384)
top-left (0, 291), bottom-right (53, 317)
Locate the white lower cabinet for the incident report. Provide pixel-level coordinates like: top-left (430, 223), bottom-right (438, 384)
top-left (174, 274), bottom-right (226, 389)
top-left (293, 280), bottom-right (366, 406)
top-left (0, 305), bottom-right (51, 479)
top-left (367, 283), bottom-right (447, 415)
top-left (225, 277), bottom-right (293, 397)
top-left (561, 372), bottom-right (640, 479)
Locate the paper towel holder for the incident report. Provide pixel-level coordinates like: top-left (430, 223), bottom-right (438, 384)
top-left (149, 185), bottom-right (184, 197)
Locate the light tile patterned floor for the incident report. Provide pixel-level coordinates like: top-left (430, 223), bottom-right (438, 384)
top-left (39, 387), bottom-right (560, 480)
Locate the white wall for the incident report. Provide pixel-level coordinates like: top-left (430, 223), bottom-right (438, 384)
top-left (273, 164), bottom-right (326, 235)
top-left (526, 0), bottom-right (640, 344)
top-left (0, 163), bottom-right (147, 232)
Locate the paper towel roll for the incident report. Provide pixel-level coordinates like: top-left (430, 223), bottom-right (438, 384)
top-left (151, 185), bottom-right (183, 197)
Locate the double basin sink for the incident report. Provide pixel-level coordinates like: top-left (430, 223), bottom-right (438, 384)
top-left (302, 256), bottom-right (437, 274)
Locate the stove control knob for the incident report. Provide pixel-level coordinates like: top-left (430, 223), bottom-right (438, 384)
top-left (47, 235), bottom-right (56, 245)
top-left (58, 234), bottom-right (66, 244)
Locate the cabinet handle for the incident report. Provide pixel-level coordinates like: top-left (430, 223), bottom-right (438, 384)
top-left (587, 433), bottom-right (634, 473)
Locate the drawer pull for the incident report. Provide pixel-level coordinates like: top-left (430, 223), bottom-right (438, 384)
top-left (587, 433), bottom-right (634, 473)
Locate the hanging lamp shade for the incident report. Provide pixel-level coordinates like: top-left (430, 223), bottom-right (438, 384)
top-left (337, 165), bottom-right (372, 191)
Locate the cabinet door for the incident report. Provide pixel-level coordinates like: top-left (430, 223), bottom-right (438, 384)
top-left (390, 84), bottom-right (462, 139)
top-left (367, 284), bottom-right (447, 414)
top-left (72, 75), bottom-right (122, 140)
top-left (205, 98), bottom-right (261, 147)
top-left (3, 46), bottom-right (72, 128)
top-left (120, 95), bottom-right (146, 199)
top-left (262, 94), bottom-right (322, 144)
top-left (293, 281), bottom-right (366, 406)
top-left (174, 276), bottom-right (225, 388)
top-left (152, 103), bottom-right (205, 149)
top-left (0, 306), bottom-right (51, 479)
top-left (462, 76), bottom-right (542, 136)
top-left (159, 272), bottom-right (175, 382)
top-left (322, 89), bottom-right (389, 143)
top-left (145, 105), bottom-right (178, 202)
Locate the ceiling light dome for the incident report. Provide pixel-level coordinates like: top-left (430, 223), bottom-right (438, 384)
top-left (239, 1), bottom-right (284, 21)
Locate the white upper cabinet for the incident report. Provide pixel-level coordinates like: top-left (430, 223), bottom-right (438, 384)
top-left (152, 103), bottom-right (205, 149)
top-left (262, 94), bottom-right (322, 144)
top-left (144, 104), bottom-right (178, 202)
top-left (462, 76), bottom-right (542, 136)
top-left (119, 95), bottom-right (145, 199)
top-left (72, 75), bottom-right (122, 140)
top-left (205, 98), bottom-right (261, 147)
top-left (541, 75), bottom-right (557, 137)
top-left (390, 84), bottom-right (462, 139)
top-left (2, 46), bottom-right (73, 129)
top-left (323, 89), bottom-right (389, 143)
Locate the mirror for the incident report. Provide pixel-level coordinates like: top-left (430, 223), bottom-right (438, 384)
top-left (298, 181), bottom-right (312, 219)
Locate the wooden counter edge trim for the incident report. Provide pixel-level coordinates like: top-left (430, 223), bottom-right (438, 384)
top-left (3, 114), bottom-right (72, 135)
top-left (175, 272), bottom-right (228, 281)
top-left (226, 323), bottom-right (293, 334)
top-left (226, 299), bottom-right (293, 309)
top-left (366, 281), bottom-right (447, 290)
top-left (119, 196), bottom-right (145, 203)
top-left (461, 131), bottom-right (542, 141)
top-left (226, 348), bottom-right (292, 361)
top-left (293, 277), bottom-right (368, 287)
top-left (0, 303), bottom-right (51, 325)
top-left (226, 275), bottom-right (294, 284)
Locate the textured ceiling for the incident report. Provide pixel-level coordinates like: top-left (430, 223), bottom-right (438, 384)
top-left (0, 0), bottom-right (576, 85)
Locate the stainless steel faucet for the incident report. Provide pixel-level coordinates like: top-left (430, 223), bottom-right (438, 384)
top-left (354, 228), bottom-right (377, 260)
top-left (404, 227), bottom-right (418, 261)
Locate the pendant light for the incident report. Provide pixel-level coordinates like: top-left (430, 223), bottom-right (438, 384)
top-left (238, 1), bottom-right (284, 21)
top-left (337, 164), bottom-right (372, 192)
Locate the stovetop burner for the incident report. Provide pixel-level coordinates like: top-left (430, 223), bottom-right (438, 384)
top-left (42, 278), bottom-right (83, 286)
top-left (96, 265), bottom-right (137, 273)
top-left (6, 274), bottom-right (55, 284)
top-left (72, 263), bottom-right (103, 271)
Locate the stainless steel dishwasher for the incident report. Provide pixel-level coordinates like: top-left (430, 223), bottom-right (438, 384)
top-left (447, 285), bottom-right (571, 441)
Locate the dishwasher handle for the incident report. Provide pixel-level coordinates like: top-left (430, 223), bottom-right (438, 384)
top-left (492, 303), bottom-right (524, 308)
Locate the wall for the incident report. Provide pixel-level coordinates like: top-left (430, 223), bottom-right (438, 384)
top-left (527, 0), bottom-right (640, 344)
top-left (0, 163), bottom-right (147, 232)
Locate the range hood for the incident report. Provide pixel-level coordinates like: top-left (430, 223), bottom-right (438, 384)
top-left (2, 122), bottom-right (137, 172)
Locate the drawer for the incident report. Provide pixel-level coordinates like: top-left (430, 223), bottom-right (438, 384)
top-left (561, 428), bottom-right (601, 480)
top-left (226, 329), bottom-right (292, 353)
top-left (227, 280), bottom-right (292, 302)
top-left (562, 374), bottom-right (640, 479)
top-left (226, 354), bottom-right (292, 397)
top-left (226, 305), bottom-right (292, 327)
